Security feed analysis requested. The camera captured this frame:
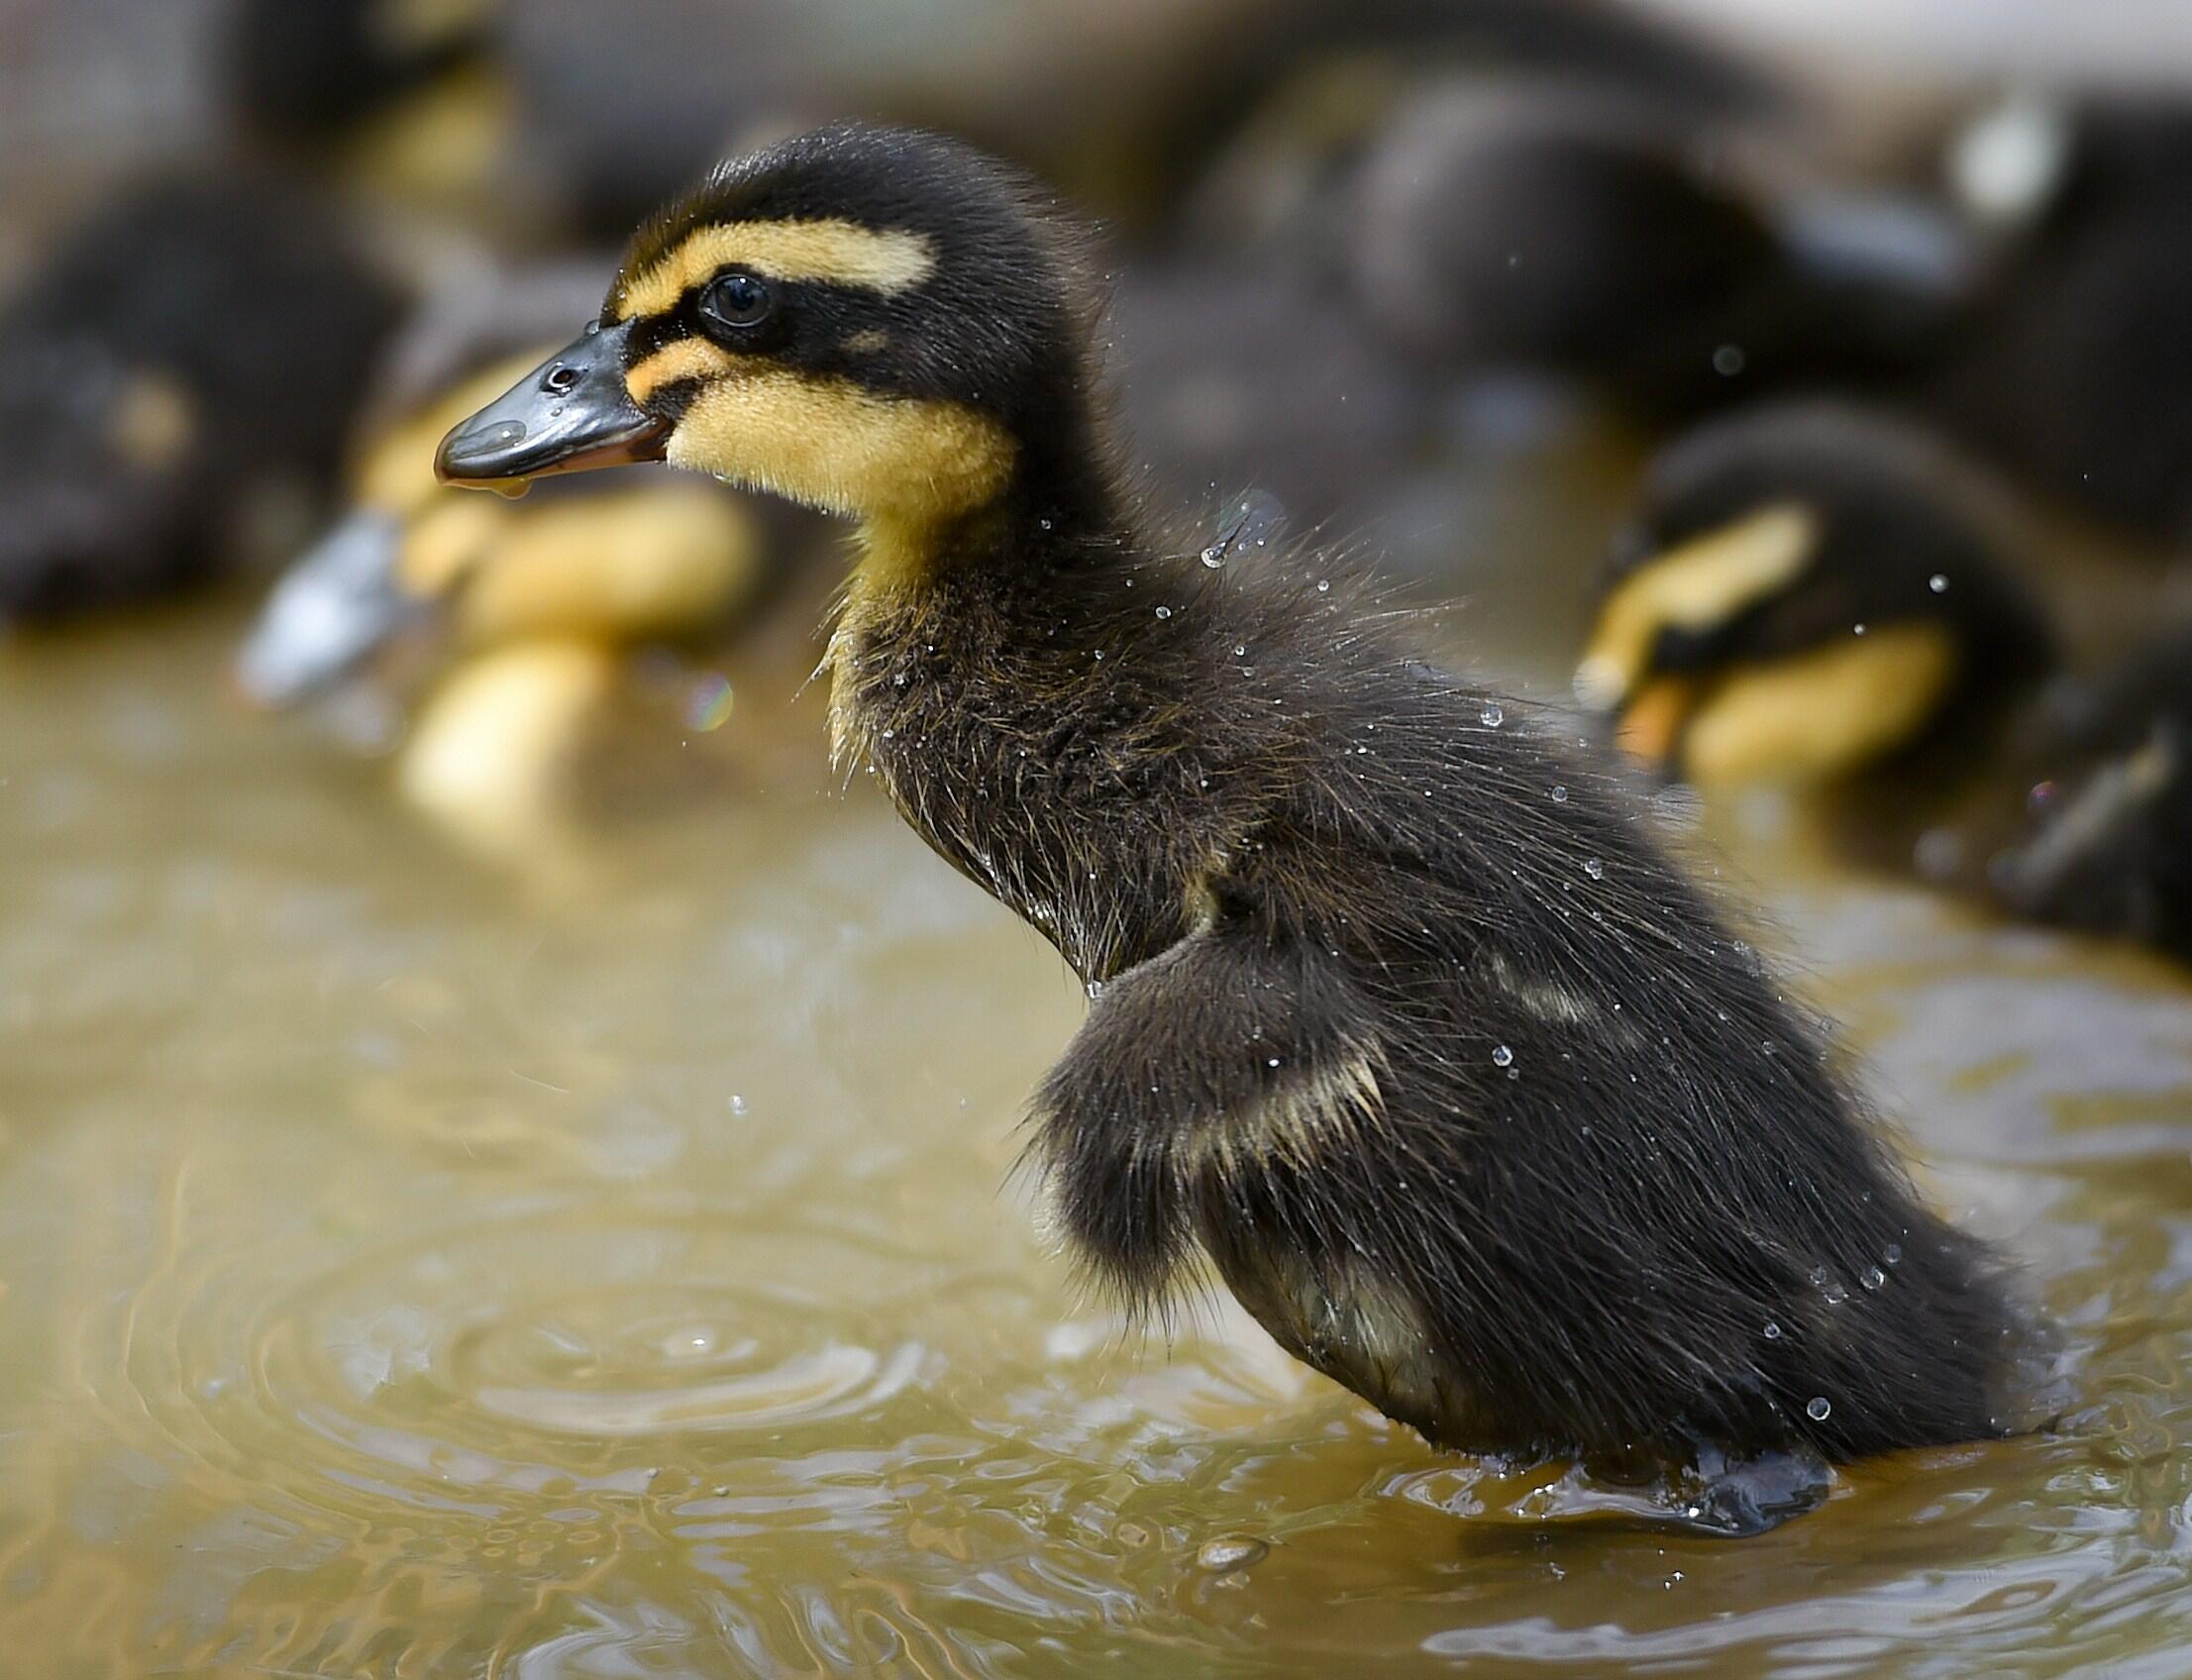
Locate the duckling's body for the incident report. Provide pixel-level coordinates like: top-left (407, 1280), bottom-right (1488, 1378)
top-left (438, 124), bottom-right (2029, 1521)
top-left (1584, 400), bottom-right (2192, 964)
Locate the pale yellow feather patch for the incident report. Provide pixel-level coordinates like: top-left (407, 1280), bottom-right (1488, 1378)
top-left (611, 220), bottom-right (937, 321)
top-left (626, 338), bottom-right (734, 404)
top-left (1576, 503), bottom-right (1819, 711)
top-left (450, 482), bottom-right (762, 649)
top-left (399, 637), bottom-right (618, 861)
top-left (1179, 1050), bottom-right (1386, 1178)
top-left (1680, 622), bottom-right (1959, 786)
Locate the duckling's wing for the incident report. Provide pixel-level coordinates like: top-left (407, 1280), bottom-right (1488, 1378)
top-left (1023, 916), bottom-right (1473, 1445)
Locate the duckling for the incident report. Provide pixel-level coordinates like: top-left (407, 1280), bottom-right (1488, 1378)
top-left (240, 269), bottom-right (783, 862)
top-left (435, 124), bottom-right (2032, 1528)
top-left (1349, 78), bottom-right (1953, 422)
top-left (224, 0), bottom-right (522, 232)
top-left (1579, 401), bottom-right (2056, 801)
top-left (1930, 97), bottom-right (2192, 545)
top-left (0, 174), bottom-right (404, 622)
top-left (1582, 400), bottom-right (2192, 964)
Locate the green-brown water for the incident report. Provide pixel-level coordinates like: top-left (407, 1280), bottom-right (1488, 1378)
top-left (2, 569), bottom-right (2190, 1677)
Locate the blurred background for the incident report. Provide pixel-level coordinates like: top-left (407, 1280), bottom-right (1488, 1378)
top-left (3, 2), bottom-right (2192, 1675)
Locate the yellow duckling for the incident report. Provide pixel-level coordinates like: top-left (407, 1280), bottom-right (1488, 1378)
top-left (241, 297), bottom-right (779, 864)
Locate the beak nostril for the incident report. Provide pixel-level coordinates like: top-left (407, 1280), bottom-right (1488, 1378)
top-left (542, 364), bottom-right (579, 395)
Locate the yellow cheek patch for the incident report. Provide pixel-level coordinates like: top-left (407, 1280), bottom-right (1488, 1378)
top-left (1576, 503), bottom-right (1819, 711)
top-left (625, 338), bottom-right (735, 404)
top-left (611, 220), bottom-right (937, 321)
top-left (667, 369), bottom-right (1014, 533)
top-left (107, 372), bottom-right (195, 471)
top-left (1678, 622), bottom-right (1959, 788)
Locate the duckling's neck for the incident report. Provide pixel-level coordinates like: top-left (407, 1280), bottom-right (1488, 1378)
top-left (847, 425), bottom-right (1134, 601)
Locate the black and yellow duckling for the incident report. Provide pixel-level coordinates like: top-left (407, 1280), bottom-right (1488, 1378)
top-left (435, 124), bottom-right (2032, 1529)
top-left (1581, 401), bottom-right (2192, 964)
top-left (1579, 401), bottom-right (2056, 801)
top-left (224, 0), bottom-right (523, 234)
top-left (1349, 77), bottom-right (1952, 423)
top-left (0, 175), bottom-right (403, 621)
top-left (240, 277), bottom-right (783, 863)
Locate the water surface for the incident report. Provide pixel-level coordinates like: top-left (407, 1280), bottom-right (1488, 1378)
top-left (1, 572), bottom-right (2188, 1677)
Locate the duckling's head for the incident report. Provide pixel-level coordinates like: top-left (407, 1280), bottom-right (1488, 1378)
top-left (1578, 403), bottom-right (2055, 788)
top-left (438, 124), bottom-right (1101, 550)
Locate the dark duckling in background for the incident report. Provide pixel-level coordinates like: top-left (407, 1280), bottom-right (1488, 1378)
top-left (0, 174), bottom-right (403, 622)
top-left (1582, 400), bottom-right (2192, 966)
top-left (1931, 97), bottom-right (2192, 547)
top-left (435, 123), bottom-right (2033, 1529)
top-left (1349, 78), bottom-right (1955, 422)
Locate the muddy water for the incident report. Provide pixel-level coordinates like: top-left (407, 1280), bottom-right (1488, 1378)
top-left (1, 560), bottom-right (2190, 1677)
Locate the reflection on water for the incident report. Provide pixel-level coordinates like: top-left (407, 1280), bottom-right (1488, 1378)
top-left (1, 586), bottom-right (2190, 1676)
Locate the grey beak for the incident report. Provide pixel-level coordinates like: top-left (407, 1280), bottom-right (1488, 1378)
top-left (236, 509), bottom-right (421, 707)
top-left (435, 318), bottom-right (669, 487)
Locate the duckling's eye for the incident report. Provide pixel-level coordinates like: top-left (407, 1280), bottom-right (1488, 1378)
top-left (698, 271), bottom-right (776, 339)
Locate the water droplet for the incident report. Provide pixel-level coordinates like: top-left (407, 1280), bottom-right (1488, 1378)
top-left (1930, 574), bottom-right (1949, 593)
top-left (1861, 1266), bottom-right (1886, 1290)
top-left (1763, 1320), bottom-right (1782, 1339)
top-left (1266, 1057), bottom-right (1281, 1069)
top-left (1853, 622), bottom-right (1868, 637)
top-left (1550, 786), bottom-right (1569, 803)
top-left (683, 673), bottom-right (734, 732)
top-left (1491, 1045), bottom-right (1514, 1068)
top-left (1806, 1396), bottom-right (1831, 1421)
top-left (1809, 1265), bottom-right (1828, 1286)
top-left (1233, 644), bottom-right (1247, 658)
top-left (1823, 1280), bottom-right (1849, 1306)
top-left (1200, 545), bottom-right (1224, 569)
top-left (1196, 1535), bottom-right (1270, 1572)
top-left (1480, 703), bottom-right (1505, 727)
top-left (1315, 578), bottom-right (1331, 593)
top-left (1883, 1242), bottom-right (1903, 1266)
top-left (1154, 605), bottom-right (1172, 619)
top-left (1583, 858), bottom-right (1605, 881)
top-left (1713, 344), bottom-right (1746, 376)
top-left (728, 1094), bottom-right (748, 1115)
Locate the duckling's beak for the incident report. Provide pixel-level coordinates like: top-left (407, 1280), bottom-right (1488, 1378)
top-left (236, 510), bottom-right (420, 708)
top-left (434, 320), bottom-right (668, 488)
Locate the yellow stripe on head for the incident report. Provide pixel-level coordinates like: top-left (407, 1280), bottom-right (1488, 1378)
top-left (1679, 623), bottom-right (1959, 787)
top-left (610, 220), bottom-right (937, 322)
top-left (1576, 503), bottom-right (1818, 711)
top-left (625, 338), bottom-right (736, 404)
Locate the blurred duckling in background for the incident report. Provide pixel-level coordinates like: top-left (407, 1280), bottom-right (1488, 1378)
top-left (224, 0), bottom-right (525, 236)
top-left (436, 124), bottom-right (2034, 1528)
top-left (240, 268), bottom-right (783, 864)
top-left (1582, 400), bottom-right (2192, 966)
top-left (1349, 79), bottom-right (1955, 423)
top-left (0, 175), bottom-right (404, 622)
top-left (1931, 96), bottom-right (2192, 547)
